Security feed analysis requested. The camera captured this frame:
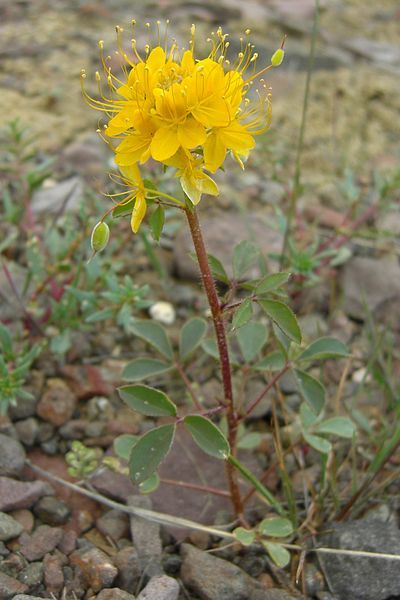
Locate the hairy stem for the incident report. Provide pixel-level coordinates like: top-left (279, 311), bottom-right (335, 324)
top-left (185, 206), bottom-right (244, 519)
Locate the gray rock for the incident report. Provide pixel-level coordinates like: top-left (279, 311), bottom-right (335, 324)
top-left (13, 596), bottom-right (44, 600)
top-left (9, 394), bottom-right (38, 421)
top-left (0, 541), bottom-right (10, 556)
top-left (0, 571), bottom-right (28, 598)
top-left (32, 176), bottom-right (83, 214)
top-left (128, 495), bottom-right (163, 580)
top-left (0, 433), bottom-right (26, 477)
top-left (17, 561), bottom-right (43, 588)
top-left (96, 509), bottom-right (130, 542)
top-left (173, 212), bottom-right (282, 281)
top-left (96, 589), bottom-right (136, 600)
top-left (33, 495), bottom-right (70, 526)
top-left (340, 256), bottom-right (400, 320)
top-left (0, 511), bottom-right (23, 541)
top-left (319, 518), bottom-right (400, 600)
top-left (19, 525), bottom-right (63, 561)
top-left (114, 546), bottom-right (141, 593)
top-left (15, 418), bottom-right (39, 447)
top-left (0, 477), bottom-right (54, 511)
top-left (180, 543), bottom-right (288, 600)
top-left (137, 575), bottom-right (179, 600)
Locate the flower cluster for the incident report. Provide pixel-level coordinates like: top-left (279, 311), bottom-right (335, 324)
top-left (82, 22), bottom-right (281, 233)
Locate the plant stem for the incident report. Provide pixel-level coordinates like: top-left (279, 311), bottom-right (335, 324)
top-left (243, 363), bottom-right (290, 419)
top-left (185, 206), bottom-right (244, 519)
top-left (279, 0), bottom-right (320, 269)
top-left (228, 454), bottom-right (285, 516)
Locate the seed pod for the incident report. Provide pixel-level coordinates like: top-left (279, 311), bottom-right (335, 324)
top-left (271, 48), bottom-right (285, 67)
top-left (90, 221), bottom-right (110, 253)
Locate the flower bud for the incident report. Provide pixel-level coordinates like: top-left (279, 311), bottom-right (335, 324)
top-left (90, 221), bottom-right (110, 253)
top-left (271, 48), bottom-right (285, 67)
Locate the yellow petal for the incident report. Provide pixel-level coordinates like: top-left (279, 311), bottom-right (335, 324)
top-left (177, 118), bottom-right (206, 149)
top-left (181, 173), bottom-right (202, 205)
top-left (116, 136), bottom-right (151, 165)
top-left (119, 164), bottom-right (142, 185)
top-left (146, 46), bottom-right (166, 71)
top-left (196, 172), bottom-right (219, 197)
top-left (181, 50), bottom-right (195, 75)
top-left (130, 193), bottom-right (147, 233)
top-left (219, 120), bottom-right (255, 154)
top-left (203, 132), bottom-right (226, 172)
top-left (150, 126), bottom-right (180, 161)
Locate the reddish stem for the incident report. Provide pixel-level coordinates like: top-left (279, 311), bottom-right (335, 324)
top-left (243, 363), bottom-right (290, 419)
top-left (160, 478), bottom-right (230, 498)
top-left (185, 206), bottom-right (244, 519)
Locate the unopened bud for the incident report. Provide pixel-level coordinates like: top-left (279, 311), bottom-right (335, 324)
top-left (271, 48), bottom-right (285, 67)
top-left (90, 221), bottom-right (110, 253)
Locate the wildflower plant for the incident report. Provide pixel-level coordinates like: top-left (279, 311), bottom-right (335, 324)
top-left (82, 21), bottom-right (354, 566)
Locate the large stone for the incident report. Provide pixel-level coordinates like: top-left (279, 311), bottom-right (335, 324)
top-left (33, 495), bottom-right (71, 526)
top-left (0, 512), bottom-right (24, 541)
top-left (319, 517), bottom-right (400, 600)
top-left (180, 543), bottom-right (295, 600)
top-left (0, 433), bottom-right (26, 477)
top-left (36, 379), bottom-right (76, 426)
top-left (137, 575), bottom-right (179, 600)
top-left (70, 547), bottom-right (118, 593)
top-left (340, 256), bottom-right (400, 320)
top-left (0, 477), bottom-right (53, 511)
top-left (128, 496), bottom-right (163, 581)
top-left (0, 571), bottom-right (28, 599)
top-left (19, 525), bottom-right (63, 561)
top-left (173, 212), bottom-right (282, 281)
top-left (32, 176), bottom-right (83, 214)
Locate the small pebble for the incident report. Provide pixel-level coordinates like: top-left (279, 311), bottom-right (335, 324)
top-left (137, 575), bottom-right (180, 600)
top-left (33, 496), bottom-right (71, 526)
top-left (149, 301), bottom-right (176, 325)
top-left (0, 434), bottom-right (26, 477)
top-left (0, 512), bottom-right (24, 541)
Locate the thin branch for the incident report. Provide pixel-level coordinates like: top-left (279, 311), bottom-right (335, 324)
top-left (243, 364), bottom-right (290, 419)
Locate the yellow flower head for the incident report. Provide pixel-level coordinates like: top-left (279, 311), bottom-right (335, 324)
top-left (82, 22), bottom-right (280, 231)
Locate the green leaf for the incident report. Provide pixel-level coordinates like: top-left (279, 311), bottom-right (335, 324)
top-left (273, 324), bottom-right (292, 356)
top-left (114, 434), bottom-right (138, 460)
top-left (112, 198), bottom-right (134, 218)
top-left (262, 541), bottom-right (291, 568)
top-left (179, 317), bottom-right (208, 361)
top-left (129, 319), bottom-right (173, 360)
top-left (237, 321), bottom-right (268, 363)
top-left (237, 432), bottom-right (262, 450)
top-left (119, 385), bottom-right (177, 417)
top-left (0, 324), bottom-right (13, 358)
top-left (233, 241), bottom-right (259, 279)
top-left (184, 415), bottom-right (230, 459)
top-left (256, 272), bottom-right (291, 295)
top-left (207, 254), bottom-right (229, 284)
top-left (149, 205), bottom-right (165, 241)
top-left (122, 358), bottom-right (172, 381)
top-left (258, 517), bottom-right (293, 538)
top-left (231, 298), bottom-right (253, 330)
top-left (233, 527), bottom-right (256, 546)
top-left (259, 300), bottom-right (301, 344)
top-left (294, 369), bottom-right (325, 415)
top-left (201, 338), bottom-right (220, 360)
top-left (315, 417), bottom-right (356, 438)
top-left (86, 308), bottom-right (115, 323)
top-left (299, 402), bottom-right (318, 428)
top-left (303, 432), bottom-right (332, 454)
top-left (253, 351), bottom-right (286, 372)
top-left (129, 424), bottom-right (175, 484)
top-left (139, 472), bottom-right (160, 494)
top-left (298, 337), bottom-right (349, 362)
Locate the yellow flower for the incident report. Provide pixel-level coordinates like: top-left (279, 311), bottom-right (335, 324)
top-left (82, 22), bottom-right (280, 231)
top-left (118, 164), bottom-right (147, 233)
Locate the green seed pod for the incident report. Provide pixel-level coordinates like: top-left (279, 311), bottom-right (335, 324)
top-left (271, 48), bottom-right (285, 67)
top-left (91, 221), bottom-right (110, 253)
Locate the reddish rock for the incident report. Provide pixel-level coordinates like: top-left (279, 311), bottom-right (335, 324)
top-left (0, 571), bottom-right (28, 598)
top-left (37, 379), bottom-right (76, 426)
top-left (70, 547), bottom-right (118, 593)
top-left (10, 509), bottom-right (34, 534)
top-left (96, 589), bottom-right (136, 599)
top-left (96, 509), bottom-right (130, 543)
top-left (89, 467), bottom-right (135, 503)
top-left (0, 477), bottom-right (54, 511)
top-left (58, 528), bottom-right (77, 555)
top-left (19, 525), bottom-right (63, 561)
top-left (61, 364), bottom-right (111, 400)
top-left (43, 552), bottom-right (64, 595)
